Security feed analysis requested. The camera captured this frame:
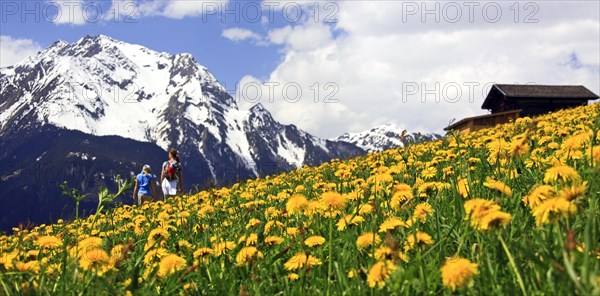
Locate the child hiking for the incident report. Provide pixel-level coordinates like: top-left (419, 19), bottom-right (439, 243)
top-left (161, 148), bottom-right (183, 198)
top-left (133, 164), bottom-right (156, 206)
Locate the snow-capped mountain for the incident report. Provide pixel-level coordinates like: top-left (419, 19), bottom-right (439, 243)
top-left (0, 35), bottom-right (364, 230)
top-left (336, 123), bottom-right (443, 153)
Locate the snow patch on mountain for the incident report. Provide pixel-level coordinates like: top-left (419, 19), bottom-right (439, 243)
top-left (336, 123), bottom-right (444, 152)
top-left (224, 108), bottom-right (257, 174)
top-left (336, 123), bottom-right (405, 152)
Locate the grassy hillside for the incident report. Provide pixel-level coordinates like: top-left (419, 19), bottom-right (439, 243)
top-left (1, 104), bottom-right (599, 295)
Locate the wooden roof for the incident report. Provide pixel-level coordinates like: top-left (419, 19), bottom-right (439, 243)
top-left (482, 84), bottom-right (599, 109)
top-left (444, 109), bottom-right (521, 131)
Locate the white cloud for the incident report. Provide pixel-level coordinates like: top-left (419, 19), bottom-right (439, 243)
top-left (0, 36), bottom-right (43, 68)
top-left (104, 0), bottom-right (228, 21)
top-left (161, 0), bottom-right (227, 19)
top-left (267, 23), bottom-right (332, 51)
top-left (49, 0), bottom-right (87, 25)
top-left (222, 27), bottom-right (263, 43)
top-left (237, 1), bottom-right (600, 138)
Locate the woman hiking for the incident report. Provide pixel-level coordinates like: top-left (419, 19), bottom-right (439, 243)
top-left (161, 148), bottom-right (183, 198)
top-left (133, 164), bottom-right (156, 206)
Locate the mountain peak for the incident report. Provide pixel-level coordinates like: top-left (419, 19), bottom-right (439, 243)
top-left (250, 103), bottom-right (267, 112)
top-left (80, 34), bottom-right (116, 43)
top-left (336, 123), bottom-right (442, 153)
top-left (49, 39), bottom-right (68, 48)
top-left (246, 103), bottom-right (277, 129)
top-left (369, 122), bottom-right (402, 132)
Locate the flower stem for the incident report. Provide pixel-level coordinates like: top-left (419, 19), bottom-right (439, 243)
top-left (327, 216), bottom-right (333, 296)
top-left (498, 234), bottom-right (527, 296)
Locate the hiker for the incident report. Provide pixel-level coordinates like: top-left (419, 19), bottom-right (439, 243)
top-left (133, 164), bottom-right (156, 206)
top-left (161, 148), bottom-right (183, 198)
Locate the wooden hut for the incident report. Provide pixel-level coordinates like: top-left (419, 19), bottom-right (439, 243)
top-left (445, 84), bottom-right (598, 133)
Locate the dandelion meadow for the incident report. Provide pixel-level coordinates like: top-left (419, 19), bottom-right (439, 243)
top-left (1, 104), bottom-right (599, 295)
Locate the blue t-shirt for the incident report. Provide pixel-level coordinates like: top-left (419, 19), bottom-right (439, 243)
top-left (136, 173), bottom-right (154, 195)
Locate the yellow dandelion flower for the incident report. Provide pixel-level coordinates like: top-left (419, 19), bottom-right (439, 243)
top-left (156, 211), bottom-right (170, 221)
top-left (246, 233), bottom-right (258, 246)
top-left (464, 198), bottom-right (500, 219)
top-left (36, 236), bottom-right (62, 249)
top-left (587, 145), bottom-right (600, 165)
top-left (25, 250), bottom-right (39, 260)
top-left (558, 182), bottom-right (587, 201)
top-left (178, 240), bottom-right (193, 251)
top-left (357, 232), bottom-right (382, 249)
top-left (397, 251), bottom-right (410, 263)
top-left (157, 254), bottom-right (186, 278)
top-left (305, 255), bottom-right (322, 267)
top-left (358, 203), bottom-right (374, 215)
top-left (264, 220), bottom-right (284, 234)
top-left (510, 139), bottom-right (529, 157)
top-left (561, 132), bottom-right (588, 150)
top-left (235, 246), bottom-right (264, 266)
top-left (483, 179), bottom-right (512, 197)
top-left (374, 246), bottom-right (393, 260)
top-left (403, 231), bottom-right (434, 251)
top-left (393, 183), bottom-right (412, 193)
top-left (286, 194), bottom-right (308, 215)
top-left (443, 166), bottom-right (454, 178)
top-left (456, 178), bottom-right (470, 198)
top-left (477, 210), bottom-right (512, 231)
top-left (421, 166), bottom-right (437, 179)
top-left (109, 244), bottom-right (127, 266)
top-left (284, 252), bottom-right (322, 271)
top-left (143, 248), bottom-right (168, 266)
top-left (441, 257), bottom-right (478, 291)
top-left (413, 202), bottom-right (434, 222)
top-left (264, 236), bottom-right (285, 245)
top-left (304, 200), bottom-right (322, 217)
top-left (532, 197), bottom-right (577, 226)
top-left (212, 241), bottom-right (236, 256)
top-left (390, 185), bottom-right (413, 210)
top-left (464, 198), bottom-right (511, 231)
top-left (378, 217), bottom-right (407, 233)
top-left (46, 263), bottom-right (61, 275)
top-left (336, 214), bottom-right (365, 231)
top-left (367, 260), bottom-right (396, 288)
top-left (304, 236), bottom-right (326, 247)
top-left (523, 185), bottom-right (556, 209)
top-left (286, 227), bottom-right (298, 237)
top-left (417, 182), bottom-right (450, 198)
top-left (147, 228), bottom-right (169, 248)
top-left (245, 218), bottom-right (261, 229)
top-left (320, 191), bottom-right (347, 211)
top-left (79, 248), bottom-right (110, 275)
top-left (78, 237), bottom-right (103, 252)
top-left (15, 261), bottom-right (40, 274)
top-left (193, 247), bottom-right (213, 259)
top-left (543, 165), bottom-right (580, 184)
top-left (287, 273), bottom-right (299, 281)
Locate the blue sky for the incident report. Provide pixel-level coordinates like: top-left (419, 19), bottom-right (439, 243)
top-left (1, 1), bottom-right (599, 138)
